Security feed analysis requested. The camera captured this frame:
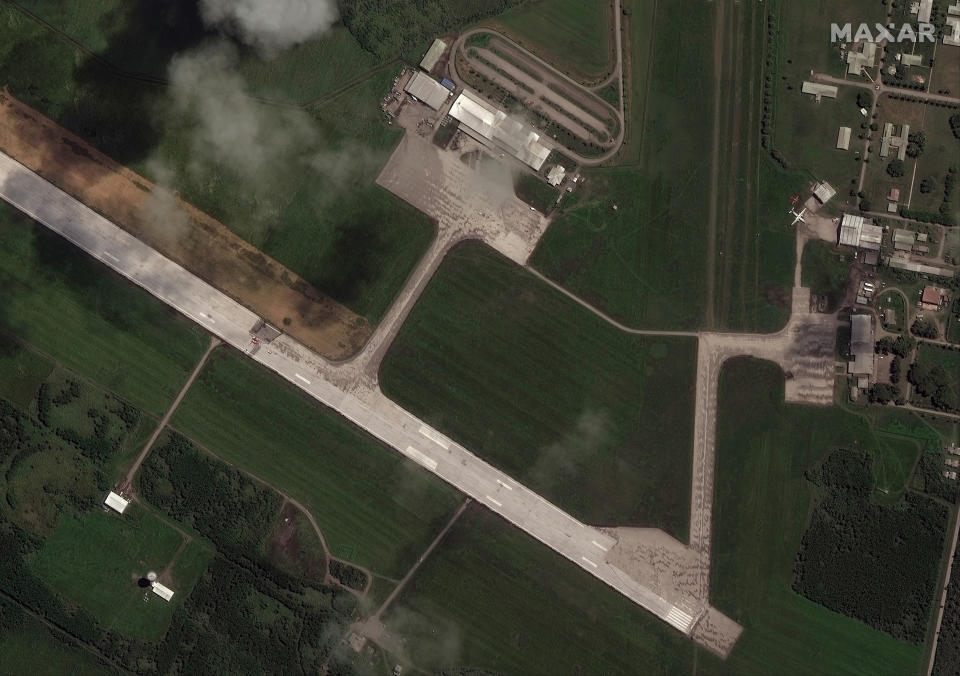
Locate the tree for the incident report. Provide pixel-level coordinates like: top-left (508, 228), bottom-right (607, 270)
top-left (920, 177), bottom-right (936, 194)
top-left (892, 335), bottom-right (916, 358)
top-left (860, 199), bottom-right (873, 212)
top-left (887, 159), bottom-right (906, 178)
top-left (911, 318), bottom-right (939, 339)
top-left (857, 91), bottom-right (871, 109)
top-left (890, 356), bottom-right (902, 383)
top-left (869, 383), bottom-right (899, 404)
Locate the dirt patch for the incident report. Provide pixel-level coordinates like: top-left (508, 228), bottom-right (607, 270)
top-left (0, 90), bottom-right (371, 359)
top-left (265, 502), bottom-right (327, 583)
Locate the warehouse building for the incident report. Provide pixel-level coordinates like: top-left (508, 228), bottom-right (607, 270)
top-left (846, 41), bottom-right (878, 75)
top-left (448, 90), bottom-right (550, 170)
top-left (839, 213), bottom-right (883, 251)
top-left (801, 82), bottom-right (838, 101)
top-left (404, 71), bottom-right (451, 111)
top-left (888, 256), bottom-right (956, 278)
top-left (103, 491), bottom-right (129, 514)
top-left (880, 122), bottom-right (910, 160)
top-left (892, 228), bottom-right (915, 251)
top-left (837, 126), bottom-right (852, 150)
top-left (152, 582), bottom-right (175, 602)
top-left (420, 39), bottom-right (447, 72)
top-left (813, 181), bottom-right (836, 204)
top-left (848, 314), bottom-right (874, 376)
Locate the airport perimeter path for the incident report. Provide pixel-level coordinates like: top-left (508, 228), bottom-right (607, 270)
top-left (0, 151), bottom-right (705, 643)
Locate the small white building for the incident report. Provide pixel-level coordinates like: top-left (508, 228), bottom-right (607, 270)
top-left (801, 82), bottom-right (838, 101)
top-left (420, 39), bottom-right (447, 72)
top-left (103, 491), bottom-right (129, 514)
top-left (846, 42), bottom-right (878, 75)
top-left (546, 165), bottom-right (566, 186)
top-left (813, 181), bottom-right (836, 205)
top-left (837, 126), bottom-right (852, 150)
top-left (151, 582), bottom-right (175, 602)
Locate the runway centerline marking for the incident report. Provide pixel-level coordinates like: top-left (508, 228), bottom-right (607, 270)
top-left (418, 424), bottom-right (450, 449)
top-left (592, 540), bottom-right (608, 552)
top-left (496, 479), bottom-right (513, 490)
top-left (294, 373), bottom-right (311, 385)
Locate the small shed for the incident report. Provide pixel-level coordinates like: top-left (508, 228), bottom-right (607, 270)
top-left (151, 582), bottom-right (175, 602)
top-left (420, 39), bottom-right (447, 72)
top-left (104, 491), bottom-right (129, 514)
top-left (837, 126), bottom-right (852, 150)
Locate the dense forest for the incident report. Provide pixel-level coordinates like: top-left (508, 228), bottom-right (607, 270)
top-left (339, 0), bottom-right (523, 58)
top-left (933, 542), bottom-right (960, 676)
top-left (793, 450), bottom-right (948, 643)
top-left (0, 382), bottom-right (368, 674)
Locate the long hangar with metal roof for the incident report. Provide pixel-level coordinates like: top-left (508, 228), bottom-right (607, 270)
top-left (448, 89), bottom-right (550, 170)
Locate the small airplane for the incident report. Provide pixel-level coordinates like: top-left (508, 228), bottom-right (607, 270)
top-left (788, 207), bottom-right (807, 226)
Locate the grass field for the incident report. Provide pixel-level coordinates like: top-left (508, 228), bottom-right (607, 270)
top-left (534, 0), bottom-right (796, 333)
top-left (9, 1), bottom-right (384, 105)
top-left (872, 432), bottom-right (923, 501)
top-left (0, 612), bottom-right (115, 675)
top-left (0, 6), bottom-right (435, 323)
top-left (485, 0), bottom-right (614, 83)
top-left (706, 357), bottom-right (925, 674)
top-left (0, 333), bottom-right (55, 410)
top-left (383, 505), bottom-right (704, 674)
top-left (169, 349), bottom-right (462, 578)
top-left (876, 290), bottom-right (907, 333)
top-left (530, 167), bottom-right (711, 329)
top-left (30, 506), bottom-right (212, 640)
top-left (801, 240), bottom-right (853, 311)
top-left (380, 242), bottom-right (697, 538)
top-left (0, 204), bottom-right (208, 416)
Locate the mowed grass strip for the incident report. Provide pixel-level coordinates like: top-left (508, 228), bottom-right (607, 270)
top-left (487, 0), bottom-right (614, 82)
top-left (380, 242), bottom-right (697, 538)
top-left (0, 205), bottom-right (209, 416)
top-left (30, 506), bottom-right (211, 641)
top-left (383, 505), bottom-right (702, 675)
top-left (706, 357), bottom-right (924, 675)
top-left (169, 349), bottom-right (463, 578)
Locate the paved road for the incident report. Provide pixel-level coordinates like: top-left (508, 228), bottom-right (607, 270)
top-left (0, 151), bottom-right (698, 635)
top-left (812, 72), bottom-right (960, 106)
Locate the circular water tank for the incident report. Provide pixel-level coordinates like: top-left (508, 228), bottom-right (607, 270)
top-left (147, 571), bottom-right (158, 582)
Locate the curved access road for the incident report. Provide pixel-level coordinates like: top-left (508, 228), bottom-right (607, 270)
top-left (449, 0), bottom-right (625, 166)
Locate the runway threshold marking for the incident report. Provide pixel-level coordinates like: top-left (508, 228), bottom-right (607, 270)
top-left (405, 446), bottom-right (438, 471)
top-left (294, 373), bottom-right (311, 385)
top-left (581, 556), bottom-right (598, 568)
top-left (591, 540), bottom-right (608, 552)
top-left (496, 479), bottom-right (513, 490)
top-left (485, 495), bottom-right (502, 507)
top-left (418, 424), bottom-right (450, 449)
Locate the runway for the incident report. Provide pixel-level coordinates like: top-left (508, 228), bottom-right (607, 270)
top-left (0, 151), bottom-right (698, 635)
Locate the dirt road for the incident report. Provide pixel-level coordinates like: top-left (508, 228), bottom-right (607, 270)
top-left (121, 336), bottom-right (220, 492)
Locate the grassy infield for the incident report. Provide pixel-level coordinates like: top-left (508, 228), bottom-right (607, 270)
top-left (0, 3), bottom-right (954, 676)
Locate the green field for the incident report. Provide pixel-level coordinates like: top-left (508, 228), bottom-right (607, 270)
top-left (381, 242), bottom-right (697, 538)
top-left (801, 239), bottom-right (852, 311)
top-left (534, 0), bottom-right (796, 332)
top-left (913, 343), bottom-right (960, 409)
top-left (383, 505), bottom-right (704, 674)
top-left (0, 333), bottom-right (55, 410)
top-left (0, 5), bottom-right (435, 323)
top-left (706, 357), bottom-right (926, 674)
top-left (0, 205), bottom-right (208, 416)
top-left (487, 0), bottom-right (614, 83)
top-left (872, 432), bottom-right (923, 501)
top-left (169, 349), bottom-right (462, 578)
top-left (614, 0), bottom-right (655, 165)
top-left (30, 506), bottom-right (212, 640)
top-left (0, 610), bottom-right (115, 676)
top-left (876, 290), bottom-right (907, 333)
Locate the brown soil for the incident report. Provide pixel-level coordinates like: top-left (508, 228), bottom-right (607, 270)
top-left (0, 90), bottom-right (371, 359)
top-left (265, 502), bottom-right (327, 584)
